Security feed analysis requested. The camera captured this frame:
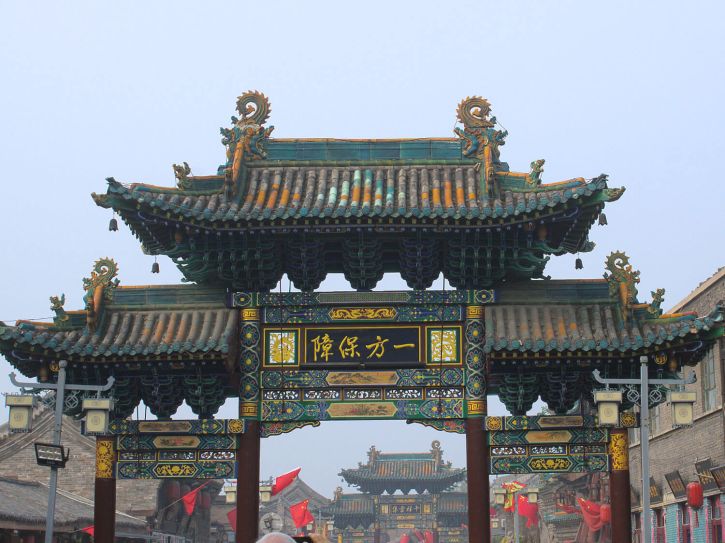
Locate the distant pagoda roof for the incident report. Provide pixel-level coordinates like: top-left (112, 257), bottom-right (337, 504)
top-left (93, 92), bottom-right (623, 292)
top-left (339, 441), bottom-right (466, 494)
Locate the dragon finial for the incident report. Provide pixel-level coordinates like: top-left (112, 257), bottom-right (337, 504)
top-left (219, 91), bottom-right (275, 187)
top-left (604, 252), bottom-right (640, 319)
top-left (82, 258), bottom-right (120, 331)
top-left (528, 159), bottom-right (545, 186)
top-left (173, 162), bottom-right (192, 190)
top-left (50, 294), bottom-right (69, 326)
top-left (454, 97), bottom-right (508, 188)
top-left (648, 288), bottom-right (666, 318)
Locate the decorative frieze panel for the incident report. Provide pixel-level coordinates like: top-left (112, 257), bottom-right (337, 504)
top-left (108, 418), bottom-right (243, 480)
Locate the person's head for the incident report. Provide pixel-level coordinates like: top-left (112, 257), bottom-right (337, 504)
top-left (257, 533), bottom-right (297, 543)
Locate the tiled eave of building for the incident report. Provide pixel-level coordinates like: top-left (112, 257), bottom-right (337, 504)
top-left (484, 303), bottom-right (724, 356)
top-left (0, 284), bottom-right (235, 377)
top-left (1, 282), bottom-right (722, 377)
top-left (94, 166), bottom-right (617, 226)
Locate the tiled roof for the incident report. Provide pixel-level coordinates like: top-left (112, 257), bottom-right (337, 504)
top-left (0, 308), bottom-right (235, 360)
top-left (437, 493), bottom-right (468, 513)
top-left (484, 304), bottom-right (723, 353)
top-left (326, 495), bottom-right (375, 515)
top-left (102, 168), bottom-right (611, 223)
top-left (0, 285), bottom-right (234, 365)
top-left (0, 477), bottom-right (146, 530)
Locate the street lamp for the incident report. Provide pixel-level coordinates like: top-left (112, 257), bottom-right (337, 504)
top-left (259, 482), bottom-right (273, 503)
top-left (593, 390), bottom-right (623, 426)
top-left (82, 398), bottom-right (113, 435)
top-left (8, 361), bottom-right (114, 543)
top-left (670, 391), bottom-right (696, 427)
top-left (493, 488), bottom-right (506, 505)
top-left (5, 394), bottom-right (35, 432)
top-left (527, 488), bottom-right (539, 504)
top-left (592, 355), bottom-right (696, 543)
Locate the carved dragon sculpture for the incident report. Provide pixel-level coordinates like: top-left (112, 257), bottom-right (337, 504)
top-left (82, 258), bottom-right (120, 331)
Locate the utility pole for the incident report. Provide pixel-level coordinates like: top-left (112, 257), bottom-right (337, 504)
top-left (593, 355), bottom-right (695, 543)
top-left (10, 360), bottom-right (114, 543)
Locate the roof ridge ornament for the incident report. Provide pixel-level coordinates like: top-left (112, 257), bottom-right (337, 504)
top-left (648, 288), bottom-right (666, 318)
top-left (603, 251), bottom-right (640, 321)
top-left (173, 162), bottom-right (192, 190)
top-left (454, 96), bottom-right (508, 195)
top-left (82, 258), bottom-right (120, 332)
top-left (49, 294), bottom-right (69, 327)
top-left (220, 91), bottom-right (275, 198)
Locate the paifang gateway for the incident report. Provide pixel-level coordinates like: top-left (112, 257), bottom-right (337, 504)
top-left (0, 92), bottom-right (721, 543)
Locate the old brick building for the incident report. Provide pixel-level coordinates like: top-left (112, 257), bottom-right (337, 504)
top-left (628, 267), bottom-right (724, 542)
top-left (0, 406), bottom-right (224, 541)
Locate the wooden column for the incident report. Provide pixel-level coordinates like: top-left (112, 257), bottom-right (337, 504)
top-left (466, 415), bottom-right (490, 543)
top-left (609, 428), bottom-right (631, 542)
top-left (237, 306), bottom-right (262, 543)
top-left (464, 304), bottom-right (490, 543)
top-left (236, 419), bottom-right (261, 543)
top-left (94, 435), bottom-right (117, 542)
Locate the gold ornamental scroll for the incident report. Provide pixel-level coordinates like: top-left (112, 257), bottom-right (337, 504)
top-left (609, 431), bottom-right (629, 471)
top-left (95, 436), bottom-right (115, 479)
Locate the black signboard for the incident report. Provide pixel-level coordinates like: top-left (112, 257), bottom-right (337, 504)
top-left (304, 326), bottom-right (422, 367)
top-left (695, 459), bottom-right (719, 492)
top-left (664, 470), bottom-right (687, 499)
top-left (649, 477), bottom-right (663, 504)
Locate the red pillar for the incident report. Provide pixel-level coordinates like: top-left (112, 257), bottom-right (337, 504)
top-left (236, 419), bottom-right (261, 543)
top-left (93, 435), bottom-right (117, 542)
top-left (466, 415), bottom-right (490, 543)
top-left (237, 306), bottom-right (261, 543)
top-left (609, 428), bottom-right (632, 542)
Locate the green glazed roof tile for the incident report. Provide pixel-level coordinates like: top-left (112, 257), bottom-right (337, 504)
top-left (103, 168), bottom-right (611, 224)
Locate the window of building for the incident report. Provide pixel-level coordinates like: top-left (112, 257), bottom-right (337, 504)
top-left (654, 508), bottom-right (666, 543)
top-left (632, 512), bottom-right (641, 543)
top-left (702, 348), bottom-right (718, 412)
top-left (710, 496), bottom-right (723, 543)
top-left (679, 503), bottom-right (691, 543)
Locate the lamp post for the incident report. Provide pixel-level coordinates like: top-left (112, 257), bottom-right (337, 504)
top-left (592, 355), bottom-right (696, 543)
top-left (8, 361), bottom-right (114, 543)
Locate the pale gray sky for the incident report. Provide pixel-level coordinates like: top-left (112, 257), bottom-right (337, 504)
top-left (1, 1), bottom-right (723, 495)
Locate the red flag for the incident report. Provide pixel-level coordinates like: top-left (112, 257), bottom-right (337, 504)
top-left (517, 495), bottom-right (539, 528)
top-left (413, 530), bottom-right (425, 543)
top-left (81, 526), bottom-right (94, 537)
top-left (289, 499), bottom-right (315, 529)
top-left (181, 482), bottom-right (209, 515)
top-left (272, 467), bottom-right (301, 495)
top-left (424, 530), bottom-right (434, 543)
top-left (400, 534), bottom-right (410, 543)
top-left (227, 509), bottom-right (237, 532)
top-left (578, 498), bottom-right (604, 532)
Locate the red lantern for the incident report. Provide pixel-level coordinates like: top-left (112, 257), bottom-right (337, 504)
top-left (166, 481), bottom-right (181, 500)
top-left (599, 503), bottom-right (612, 524)
top-left (687, 482), bottom-right (703, 509)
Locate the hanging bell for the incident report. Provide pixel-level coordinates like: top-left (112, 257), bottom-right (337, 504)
top-left (575, 257), bottom-right (583, 270)
top-left (598, 213), bottom-right (608, 226)
top-left (151, 260), bottom-right (160, 274)
top-left (108, 217), bottom-right (118, 232)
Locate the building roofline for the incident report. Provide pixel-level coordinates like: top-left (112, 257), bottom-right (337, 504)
top-left (669, 266), bottom-right (725, 313)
